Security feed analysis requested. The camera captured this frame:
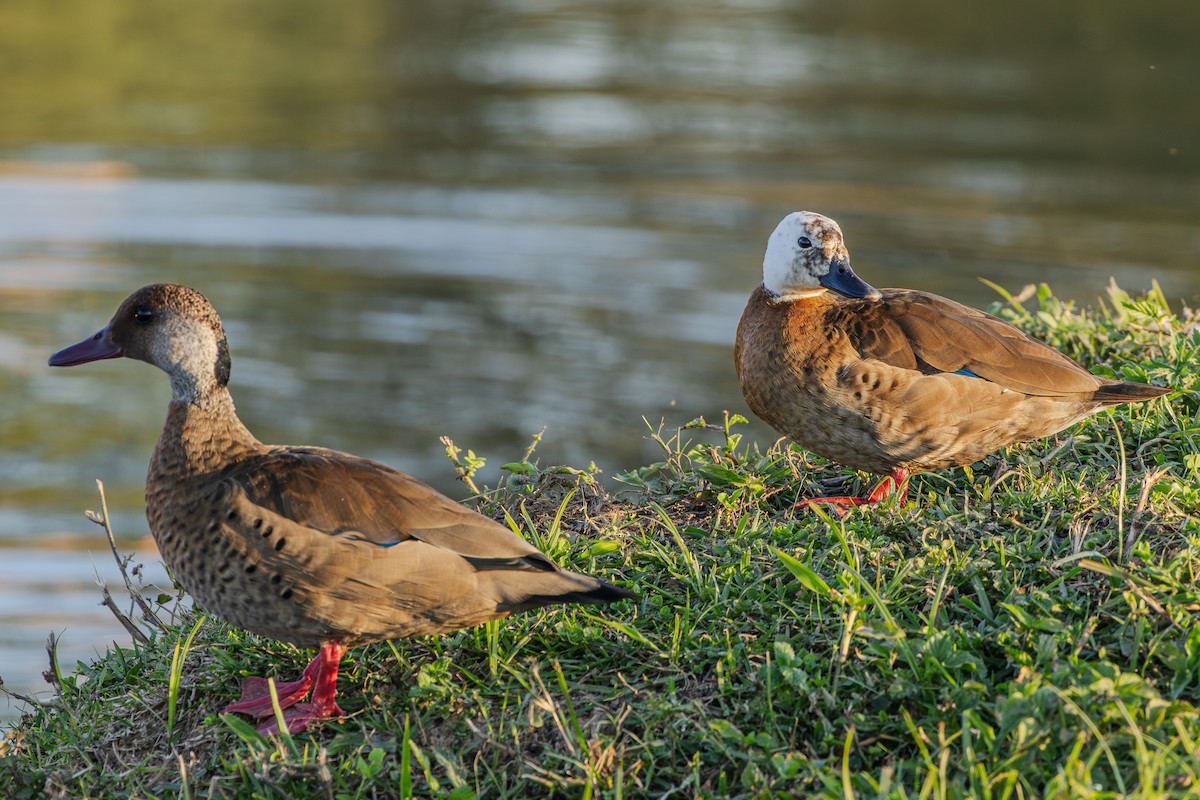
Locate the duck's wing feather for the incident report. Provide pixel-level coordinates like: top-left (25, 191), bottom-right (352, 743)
top-left (218, 447), bottom-right (551, 567)
top-left (841, 290), bottom-right (1102, 396)
top-left (206, 448), bottom-right (630, 642)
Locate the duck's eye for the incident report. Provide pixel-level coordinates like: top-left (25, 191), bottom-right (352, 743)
top-left (797, 236), bottom-right (812, 248)
top-left (133, 307), bottom-right (154, 325)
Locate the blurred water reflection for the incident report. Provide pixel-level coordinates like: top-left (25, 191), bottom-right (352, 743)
top-left (1, 0), bottom-right (1197, 719)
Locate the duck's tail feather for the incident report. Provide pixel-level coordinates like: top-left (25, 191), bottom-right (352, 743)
top-left (493, 569), bottom-right (637, 614)
top-left (1092, 381), bottom-right (1171, 405)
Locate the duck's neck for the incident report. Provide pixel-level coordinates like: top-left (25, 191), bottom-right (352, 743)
top-left (153, 388), bottom-right (264, 478)
top-left (764, 284), bottom-right (828, 302)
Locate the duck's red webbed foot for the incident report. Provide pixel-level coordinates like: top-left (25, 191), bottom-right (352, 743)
top-left (223, 641), bottom-right (348, 734)
top-left (796, 468), bottom-right (910, 517)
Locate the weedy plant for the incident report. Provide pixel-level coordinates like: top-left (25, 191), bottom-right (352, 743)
top-left (1, 282), bottom-right (1198, 798)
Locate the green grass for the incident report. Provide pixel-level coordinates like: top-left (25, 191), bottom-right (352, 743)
top-left (3, 281), bottom-right (1199, 798)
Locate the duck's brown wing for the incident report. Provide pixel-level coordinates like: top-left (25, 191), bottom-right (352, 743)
top-left (219, 446), bottom-right (553, 567)
top-left (837, 290), bottom-right (1103, 397)
top-left (201, 447), bottom-right (630, 645)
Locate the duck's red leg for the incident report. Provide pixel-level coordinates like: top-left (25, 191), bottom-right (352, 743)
top-left (796, 468), bottom-right (911, 516)
top-left (223, 641), bottom-right (348, 733)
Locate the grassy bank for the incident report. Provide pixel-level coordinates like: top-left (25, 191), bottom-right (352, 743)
top-left (2, 282), bottom-right (1197, 799)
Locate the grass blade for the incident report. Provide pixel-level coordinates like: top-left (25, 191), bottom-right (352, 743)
top-left (167, 615), bottom-right (205, 741)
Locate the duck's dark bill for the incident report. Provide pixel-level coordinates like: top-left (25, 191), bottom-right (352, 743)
top-left (821, 261), bottom-right (882, 300)
top-left (48, 329), bottom-right (124, 367)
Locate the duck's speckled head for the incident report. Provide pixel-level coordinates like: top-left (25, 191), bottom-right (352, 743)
top-left (762, 211), bottom-right (881, 301)
top-left (49, 283), bottom-right (232, 403)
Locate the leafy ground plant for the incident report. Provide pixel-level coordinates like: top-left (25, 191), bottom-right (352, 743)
top-left (1, 282), bottom-right (1198, 798)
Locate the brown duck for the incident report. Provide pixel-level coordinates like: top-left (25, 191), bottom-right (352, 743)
top-left (735, 211), bottom-right (1171, 513)
top-left (49, 284), bottom-right (634, 733)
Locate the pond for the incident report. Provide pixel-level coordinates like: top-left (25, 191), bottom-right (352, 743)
top-left (1, 0), bottom-right (1197, 721)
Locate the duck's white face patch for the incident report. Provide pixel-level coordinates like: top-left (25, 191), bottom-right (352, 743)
top-left (762, 211), bottom-right (848, 298)
top-left (149, 311), bottom-right (223, 404)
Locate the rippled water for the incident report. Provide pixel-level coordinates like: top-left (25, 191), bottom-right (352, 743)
top-left (2, 0), bottom-right (1198, 720)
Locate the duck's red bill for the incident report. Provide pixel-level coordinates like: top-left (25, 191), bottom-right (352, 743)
top-left (48, 328), bottom-right (124, 367)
